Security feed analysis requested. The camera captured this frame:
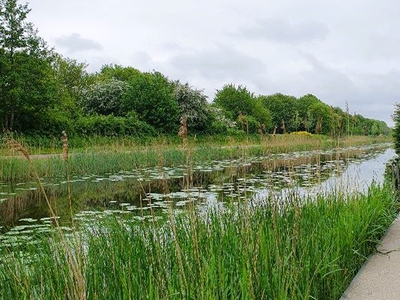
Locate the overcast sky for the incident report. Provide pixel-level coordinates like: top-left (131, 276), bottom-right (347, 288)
top-left (27, 0), bottom-right (400, 126)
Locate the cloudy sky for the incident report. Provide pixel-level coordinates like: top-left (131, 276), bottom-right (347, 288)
top-left (27, 0), bottom-right (400, 126)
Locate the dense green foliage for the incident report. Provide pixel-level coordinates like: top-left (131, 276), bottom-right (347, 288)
top-left (123, 71), bottom-right (180, 133)
top-left (0, 184), bottom-right (397, 299)
top-left (260, 93), bottom-right (391, 137)
top-left (0, 0), bottom-right (391, 138)
top-left (259, 93), bottom-right (297, 133)
top-left (75, 113), bottom-right (157, 137)
top-left (214, 84), bottom-right (272, 133)
top-left (393, 103), bottom-right (400, 155)
top-left (0, 0), bottom-right (56, 133)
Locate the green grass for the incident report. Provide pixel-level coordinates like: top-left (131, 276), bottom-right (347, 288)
top-left (0, 184), bottom-right (397, 299)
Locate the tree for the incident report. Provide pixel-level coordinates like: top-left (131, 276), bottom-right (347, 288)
top-left (292, 110), bottom-right (301, 132)
top-left (330, 107), bottom-right (344, 138)
top-left (308, 102), bottom-right (332, 134)
top-left (259, 93), bottom-right (296, 133)
top-left (79, 79), bottom-right (129, 116)
top-left (214, 84), bottom-right (253, 119)
top-left (123, 71), bottom-right (179, 134)
top-left (98, 64), bottom-right (141, 82)
top-left (173, 82), bottom-right (211, 133)
top-left (0, 0), bottom-right (55, 132)
top-left (45, 54), bottom-right (89, 133)
top-left (375, 120), bottom-right (391, 136)
top-left (208, 106), bottom-right (238, 134)
top-left (371, 123), bottom-right (380, 136)
top-left (296, 94), bottom-right (321, 131)
top-left (213, 84), bottom-right (272, 132)
top-left (51, 54), bottom-right (89, 103)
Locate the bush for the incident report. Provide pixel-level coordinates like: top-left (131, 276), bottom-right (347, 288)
top-left (74, 114), bottom-right (157, 137)
top-left (237, 114), bottom-right (261, 134)
top-left (207, 107), bottom-right (237, 135)
top-left (79, 79), bottom-right (129, 116)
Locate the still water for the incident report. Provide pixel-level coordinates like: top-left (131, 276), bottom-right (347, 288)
top-left (0, 143), bottom-right (395, 246)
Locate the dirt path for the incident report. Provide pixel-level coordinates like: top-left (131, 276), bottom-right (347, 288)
top-left (1, 153), bottom-right (62, 160)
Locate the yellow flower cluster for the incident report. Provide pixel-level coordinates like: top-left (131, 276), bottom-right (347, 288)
top-left (289, 131), bottom-right (313, 138)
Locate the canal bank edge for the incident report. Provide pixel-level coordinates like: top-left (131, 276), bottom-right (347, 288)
top-left (341, 214), bottom-right (400, 300)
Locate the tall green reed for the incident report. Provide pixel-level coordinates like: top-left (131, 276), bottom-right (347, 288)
top-left (0, 183), bottom-right (397, 299)
top-left (0, 132), bottom-right (396, 299)
top-left (1, 136), bottom-right (87, 300)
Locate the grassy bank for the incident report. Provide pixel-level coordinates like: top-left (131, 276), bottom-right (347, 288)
top-left (0, 184), bottom-right (397, 299)
top-left (0, 133), bottom-right (392, 155)
top-left (0, 134), bottom-right (392, 182)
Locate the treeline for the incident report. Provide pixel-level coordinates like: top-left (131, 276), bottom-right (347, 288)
top-left (0, 0), bottom-right (391, 138)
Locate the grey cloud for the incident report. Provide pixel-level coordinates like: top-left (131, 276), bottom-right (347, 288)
top-left (166, 45), bottom-right (269, 99)
top-left (297, 54), bottom-right (397, 125)
top-left (361, 70), bottom-right (400, 97)
top-left (160, 42), bottom-right (185, 52)
top-left (54, 33), bottom-right (103, 53)
top-left (356, 71), bottom-right (400, 125)
top-left (301, 53), bottom-right (355, 96)
top-left (257, 52), bottom-right (393, 124)
top-left (264, 52), bottom-right (356, 104)
top-left (169, 45), bottom-right (267, 81)
top-left (237, 19), bottom-right (329, 44)
top-left (128, 51), bottom-right (163, 73)
top-left (371, 36), bottom-right (400, 59)
top-left (85, 55), bottom-right (113, 73)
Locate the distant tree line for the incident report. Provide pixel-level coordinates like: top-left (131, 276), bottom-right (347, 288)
top-left (0, 0), bottom-right (391, 138)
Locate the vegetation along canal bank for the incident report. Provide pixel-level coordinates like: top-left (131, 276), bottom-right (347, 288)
top-left (0, 135), bottom-right (398, 299)
top-left (0, 0), bottom-right (399, 299)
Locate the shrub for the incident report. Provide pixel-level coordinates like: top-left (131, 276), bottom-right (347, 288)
top-left (74, 114), bottom-right (157, 137)
top-left (79, 79), bottom-right (129, 116)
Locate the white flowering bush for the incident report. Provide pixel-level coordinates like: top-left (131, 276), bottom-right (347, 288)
top-left (174, 82), bottom-right (212, 132)
top-left (79, 79), bottom-right (129, 116)
top-left (208, 106), bottom-right (239, 134)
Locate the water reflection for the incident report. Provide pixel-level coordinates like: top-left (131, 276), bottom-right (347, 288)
top-left (0, 144), bottom-right (395, 237)
top-left (256, 147), bottom-right (396, 202)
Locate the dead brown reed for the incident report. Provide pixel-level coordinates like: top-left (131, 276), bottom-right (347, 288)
top-left (178, 114), bottom-right (188, 149)
top-left (62, 130), bottom-right (69, 161)
top-left (7, 138), bottom-right (31, 162)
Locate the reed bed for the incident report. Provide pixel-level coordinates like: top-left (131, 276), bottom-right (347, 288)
top-left (0, 183), bottom-right (397, 299)
top-left (0, 134), bottom-right (392, 182)
top-left (0, 133), bottom-right (391, 155)
top-left (0, 134), bottom-right (396, 299)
